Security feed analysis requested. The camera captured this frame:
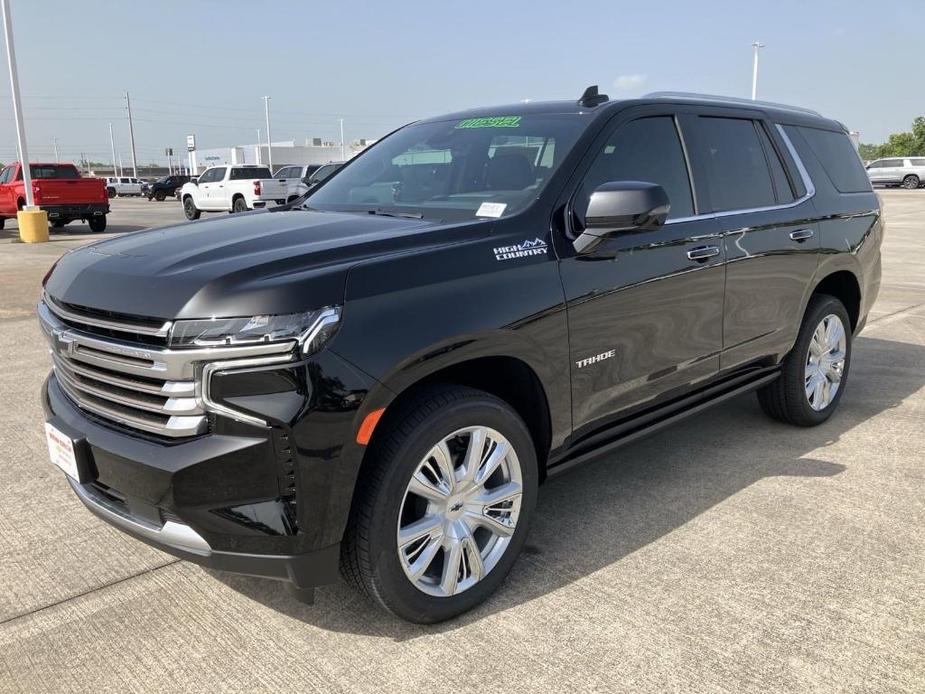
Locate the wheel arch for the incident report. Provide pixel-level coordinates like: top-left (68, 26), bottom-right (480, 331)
top-left (365, 355), bottom-right (553, 481)
top-left (809, 269), bottom-right (861, 332)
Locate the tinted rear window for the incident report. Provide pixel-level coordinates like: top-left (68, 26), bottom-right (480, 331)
top-left (27, 164), bottom-right (80, 179)
top-left (230, 167), bottom-right (272, 180)
top-left (788, 126), bottom-right (871, 193)
top-left (697, 117), bottom-right (776, 212)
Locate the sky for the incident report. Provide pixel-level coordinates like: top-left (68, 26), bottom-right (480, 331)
top-left (0, 0), bottom-right (921, 167)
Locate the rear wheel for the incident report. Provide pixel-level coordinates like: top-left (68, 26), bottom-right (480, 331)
top-left (88, 215), bottom-right (107, 233)
top-left (902, 174), bottom-right (920, 189)
top-left (183, 196), bottom-right (201, 220)
top-left (232, 196), bottom-right (248, 213)
top-left (758, 294), bottom-right (852, 426)
top-left (341, 385), bottom-right (538, 623)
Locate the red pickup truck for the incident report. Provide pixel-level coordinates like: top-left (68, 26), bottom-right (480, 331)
top-left (0, 162), bottom-right (109, 232)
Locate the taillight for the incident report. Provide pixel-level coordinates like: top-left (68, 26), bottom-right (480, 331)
top-left (253, 180), bottom-right (261, 196)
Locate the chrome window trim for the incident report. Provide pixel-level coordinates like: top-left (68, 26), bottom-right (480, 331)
top-left (664, 123), bottom-right (815, 225)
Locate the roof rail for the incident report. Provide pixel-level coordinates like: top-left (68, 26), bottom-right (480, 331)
top-left (643, 91), bottom-right (822, 118)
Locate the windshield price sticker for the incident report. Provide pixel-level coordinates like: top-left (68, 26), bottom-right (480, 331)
top-left (455, 116), bottom-right (522, 129)
top-left (476, 202), bottom-right (507, 218)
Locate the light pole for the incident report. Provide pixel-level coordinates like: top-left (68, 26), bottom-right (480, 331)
top-left (108, 122), bottom-right (117, 177)
top-left (751, 41), bottom-right (765, 101)
top-left (255, 127), bottom-right (261, 165)
top-left (263, 96), bottom-right (273, 172)
top-left (125, 90), bottom-right (138, 178)
top-left (52, 136), bottom-right (58, 161)
top-left (339, 118), bottom-right (345, 161)
top-left (1, 0), bottom-right (34, 207)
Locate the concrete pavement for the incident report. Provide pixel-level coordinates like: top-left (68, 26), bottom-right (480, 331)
top-left (0, 192), bottom-right (922, 693)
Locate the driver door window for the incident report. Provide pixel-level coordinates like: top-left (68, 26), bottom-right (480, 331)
top-left (573, 116), bottom-right (694, 229)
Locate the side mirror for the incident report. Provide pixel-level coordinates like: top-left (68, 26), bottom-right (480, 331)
top-left (301, 176), bottom-right (311, 185)
top-left (574, 181), bottom-right (670, 254)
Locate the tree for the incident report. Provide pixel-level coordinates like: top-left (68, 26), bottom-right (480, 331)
top-left (860, 115), bottom-right (925, 160)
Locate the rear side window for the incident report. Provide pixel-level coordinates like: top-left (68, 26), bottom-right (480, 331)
top-left (911, 159), bottom-right (925, 166)
top-left (697, 117), bottom-right (776, 212)
top-left (788, 126), bottom-right (871, 193)
top-left (577, 116), bottom-right (694, 221)
top-left (230, 167), bottom-right (271, 180)
top-left (754, 124), bottom-right (794, 203)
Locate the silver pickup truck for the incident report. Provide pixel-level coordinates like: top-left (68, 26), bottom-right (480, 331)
top-left (865, 157), bottom-right (925, 189)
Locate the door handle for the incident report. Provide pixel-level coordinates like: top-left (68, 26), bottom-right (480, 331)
top-left (686, 245), bottom-right (720, 261)
top-left (789, 229), bottom-right (814, 242)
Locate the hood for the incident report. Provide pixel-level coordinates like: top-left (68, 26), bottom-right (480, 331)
top-left (46, 208), bottom-right (485, 319)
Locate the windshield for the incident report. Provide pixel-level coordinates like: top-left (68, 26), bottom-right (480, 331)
top-left (306, 114), bottom-right (584, 221)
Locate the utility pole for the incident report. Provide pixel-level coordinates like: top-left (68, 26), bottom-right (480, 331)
top-left (108, 122), bottom-right (117, 177)
top-left (124, 90), bottom-right (138, 177)
top-left (262, 96), bottom-right (273, 172)
top-left (339, 118), bottom-right (345, 161)
top-left (751, 41), bottom-right (765, 101)
top-left (52, 136), bottom-right (58, 161)
top-left (255, 127), bottom-right (261, 165)
top-left (2, 0), bottom-right (35, 207)
top-left (118, 153), bottom-right (123, 177)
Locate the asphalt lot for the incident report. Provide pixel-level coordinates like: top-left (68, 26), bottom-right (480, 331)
top-left (0, 193), bottom-right (923, 693)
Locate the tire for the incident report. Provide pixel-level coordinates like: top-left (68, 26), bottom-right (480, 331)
top-left (232, 196), bottom-right (248, 213)
top-left (0, 217), bottom-right (4, 230)
top-left (902, 175), bottom-right (920, 190)
top-left (154, 190), bottom-right (166, 202)
top-left (757, 294), bottom-right (852, 426)
top-left (52, 220), bottom-right (67, 228)
top-left (341, 384), bottom-right (538, 623)
top-left (88, 215), bottom-right (107, 233)
top-left (183, 196), bottom-right (201, 220)
top-left (106, 187), bottom-right (116, 198)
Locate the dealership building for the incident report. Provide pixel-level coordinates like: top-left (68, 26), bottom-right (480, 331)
top-left (189, 137), bottom-right (376, 173)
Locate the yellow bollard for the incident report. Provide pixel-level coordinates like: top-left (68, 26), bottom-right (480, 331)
top-left (17, 207), bottom-right (49, 243)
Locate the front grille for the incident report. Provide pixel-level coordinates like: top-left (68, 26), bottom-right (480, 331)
top-left (40, 295), bottom-right (205, 438)
top-left (38, 293), bottom-right (295, 439)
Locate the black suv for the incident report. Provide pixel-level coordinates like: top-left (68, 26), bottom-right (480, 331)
top-left (145, 175), bottom-right (191, 201)
top-left (39, 88), bottom-right (881, 623)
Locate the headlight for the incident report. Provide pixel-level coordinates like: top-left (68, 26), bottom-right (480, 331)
top-left (168, 306), bottom-right (340, 355)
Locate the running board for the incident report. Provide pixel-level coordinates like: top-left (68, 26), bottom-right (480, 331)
top-left (547, 370), bottom-right (780, 478)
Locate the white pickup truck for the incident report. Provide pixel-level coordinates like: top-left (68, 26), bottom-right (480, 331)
top-left (180, 165), bottom-right (287, 220)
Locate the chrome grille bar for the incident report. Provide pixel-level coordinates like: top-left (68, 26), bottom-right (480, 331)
top-left (43, 292), bottom-right (172, 338)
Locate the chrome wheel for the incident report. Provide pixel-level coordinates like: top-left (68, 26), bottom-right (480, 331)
top-left (805, 313), bottom-right (847, 411)
top-left (396, 426), bottom-right (522, 597)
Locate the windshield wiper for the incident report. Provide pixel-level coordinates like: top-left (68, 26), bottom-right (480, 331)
top-left (367, 208), bottom-right (423, 219)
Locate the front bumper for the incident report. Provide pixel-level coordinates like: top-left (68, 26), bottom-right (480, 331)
top-left (41, 345), bottom-right (378, 590)
top-left (65, 474), bottom-right (340, 588)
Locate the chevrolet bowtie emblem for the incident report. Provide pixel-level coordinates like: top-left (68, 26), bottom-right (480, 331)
top-left (55, 330), bottom-right (77, 354)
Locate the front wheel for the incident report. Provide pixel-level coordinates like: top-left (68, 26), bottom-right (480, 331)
top-left (902, 175), bottom-right (920, 190)
top-left (341, 385), bottom-right (538, 623)
top-left (183, 196), bottom-right (201, 220)
top-left (106, 187), bottom-right (116, 198)
top-left (87, 215), bottom-right (107, 233)
top-left (758, 294), bottom-right (852, 426)
top-left (154, 191), bottom-right (166, 202)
